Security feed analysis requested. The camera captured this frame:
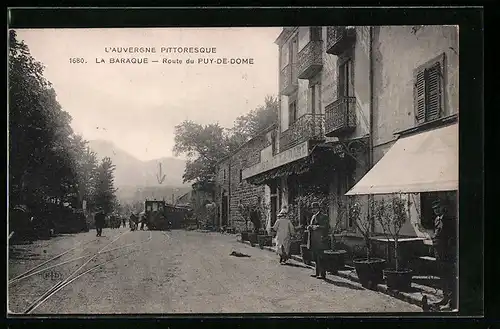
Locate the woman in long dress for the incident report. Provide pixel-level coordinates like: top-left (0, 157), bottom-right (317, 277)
top-left (272, 206), bottom-right (295, 264)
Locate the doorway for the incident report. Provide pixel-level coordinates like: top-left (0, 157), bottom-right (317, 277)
top-left (222, 192), bottom-right (229, 227)
top-left (270, 183), bottom-right (278, 226)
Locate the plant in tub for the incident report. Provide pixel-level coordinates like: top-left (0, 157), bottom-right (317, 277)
top-left (350, 197), bottom-right (386, 289)
top-left (374, 194), bottom-right (413, 292)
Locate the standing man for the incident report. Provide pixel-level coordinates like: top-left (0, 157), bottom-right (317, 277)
top-left (122, 216), bottom-right (127, 228)
top-left (418, 198), bottom-right (457, 311)
top-left (307, 202), bottom-right (330, 279)
top-left (94, 209), bottom-right (105, 237)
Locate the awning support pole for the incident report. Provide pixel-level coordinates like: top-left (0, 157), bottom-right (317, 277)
top-left (368, 26), bottom-right (375, 233)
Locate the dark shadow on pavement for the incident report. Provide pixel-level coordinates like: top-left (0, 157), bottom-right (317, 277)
top-left (9, 248), bottom-right (42, 260)
top-left (283, 262), bottom-right (310, 269)
top-left (322, 277), bottom-right (365, 290)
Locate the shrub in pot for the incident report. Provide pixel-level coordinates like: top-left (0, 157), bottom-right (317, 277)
top-left (349, 198), bottom-right (386, 290)
top-left (238, 201), bottom-right (256, 244)
top-left (323, 198), bottom-right (348, 274)
top-left (289, 228), bottom-right (303, 255)
top-left (374, 194), bottom-right (413, 292)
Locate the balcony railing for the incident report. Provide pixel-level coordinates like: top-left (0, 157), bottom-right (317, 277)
top-left (279, 113), bottom-right (325, 152)
top-left (325, 96), bottom-right (357, 137)
top-left (297, 40), bottom-right (323, 80)
top-left (326, 26), bottom-right (356, 55)
top-left (280, 63), bottom-right (298, 96)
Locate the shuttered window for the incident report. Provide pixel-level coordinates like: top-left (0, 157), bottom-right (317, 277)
top-left (414, 54), bottom-right (445, 124)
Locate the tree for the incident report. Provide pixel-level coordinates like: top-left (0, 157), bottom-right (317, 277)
top-left (9, 30), bottom-right (79, 211)
top-left (94, 157), bottom-right (118, 215)
top-left (230, 95), bottom-right (278, 141)
top-left (374, 195), bottom-right (410, 271)
top-left (173, 121), bottom-right (230, 184)
top-left (228, 95), bottom-right (278, 151)
top-left (173, 95), bottom-right (279, 184)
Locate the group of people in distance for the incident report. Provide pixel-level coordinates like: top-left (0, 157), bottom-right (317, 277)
top-left (93, 210), bottom-right (147, 236)
top-left (270, 198), bottom-right (457, 311)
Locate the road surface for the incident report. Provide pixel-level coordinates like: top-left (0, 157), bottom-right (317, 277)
top-left (8, 228), bottom-right (422, 314)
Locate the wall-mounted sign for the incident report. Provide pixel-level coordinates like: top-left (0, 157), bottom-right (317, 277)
top-left (242, 141), bottom-right (309, 180)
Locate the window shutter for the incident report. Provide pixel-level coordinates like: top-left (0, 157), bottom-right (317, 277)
top-left (425, 62), bottom-right (442, 121)
top-left (414, 69), bottom-right (426, 123)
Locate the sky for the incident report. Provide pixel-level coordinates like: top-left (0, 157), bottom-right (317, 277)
top-left (16, 27), bottom-right (281, 161)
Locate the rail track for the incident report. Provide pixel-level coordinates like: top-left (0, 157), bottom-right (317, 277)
top-left (8, 229), bottom-right (155, 314)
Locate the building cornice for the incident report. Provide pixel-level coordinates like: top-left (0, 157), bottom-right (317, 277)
top-left (274, 27), bottom-right (298, 46)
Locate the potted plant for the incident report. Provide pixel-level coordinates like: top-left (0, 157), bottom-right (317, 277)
top-left (350, 197), bottom-right (387, 289)
top-left (238, 202), bottom-right (252, 243)
top-left (374, 194), bottom-right (413, 291)
top-left (255, 199), bottom-right (272, 248)
top-left (323, 197), bottom-right (348, 275)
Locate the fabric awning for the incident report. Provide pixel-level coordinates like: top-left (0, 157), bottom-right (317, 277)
top-left (346, 123), bottom-right (458, 195)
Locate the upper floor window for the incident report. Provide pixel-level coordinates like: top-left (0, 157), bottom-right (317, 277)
top-left (338, 54), bottom-right (354, 98)
top-left (271, 130), bottom-right (277, 155)
top-left (414, 53), bottom-right (445, 124)
top-left (239, 169), bottom-right (243, 183)
top-left (310, 27), bottom-right (322, 41)
top-left (289, 36), bottom-right (298, 64)
top-left (309, 83), bottom-right (321, 115)
top-left (289, 100), bottom-right (298, 125)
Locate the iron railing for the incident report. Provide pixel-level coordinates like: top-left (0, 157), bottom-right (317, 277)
top-left (279, 113), bottom-right (325, 152)
top-left (326, 26), bottom-right (356, 55)
top-left (325, 96), bottom-right (357, 136)
top-left (297, 40), bottom-right (323, 79)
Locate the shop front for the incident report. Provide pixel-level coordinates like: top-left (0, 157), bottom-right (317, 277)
top-left (345, 121), bottom-right (458, 275)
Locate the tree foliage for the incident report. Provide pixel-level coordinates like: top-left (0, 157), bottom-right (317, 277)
top-left (173, 95), bottom-right (278, 184)
top-left (94, 157), bottom-right (118, 215)
top-left (9, 30), bottom-right (118, 233)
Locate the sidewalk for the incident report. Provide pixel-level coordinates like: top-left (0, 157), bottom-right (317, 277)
top-left (239, 238), bottom-right (445, 311)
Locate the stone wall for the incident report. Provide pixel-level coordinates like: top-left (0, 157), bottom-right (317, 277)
top-left (215, 132), bottom-right (273, 232)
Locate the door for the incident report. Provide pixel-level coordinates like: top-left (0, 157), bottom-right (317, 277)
top-left (270, 183), bottom-right (278, 226)
top-left (222, 194), bottom-right (229, 226)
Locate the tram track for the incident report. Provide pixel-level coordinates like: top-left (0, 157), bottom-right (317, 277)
top-left (12, 230), bottom-right (155, 314)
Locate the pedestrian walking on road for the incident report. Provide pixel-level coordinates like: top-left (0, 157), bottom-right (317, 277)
top-left (122, 217), bottom-right (127, 228)
top-left (307, 202), bottom-right (330, 280)
top-left (272, 206), bottom-right (295, 264)
top-left (417, 198), bottom-right (457, 311)
top-left (94, 210), bottom-right (105, 237)
top-left (129, 213), bottom-right (138, 231)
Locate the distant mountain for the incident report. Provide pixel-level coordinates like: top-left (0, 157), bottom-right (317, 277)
top-left (87, 139), bottom-right (190, 203)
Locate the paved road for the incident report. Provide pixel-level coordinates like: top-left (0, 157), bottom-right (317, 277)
top-left (8, 229), bottom-right (421, 314)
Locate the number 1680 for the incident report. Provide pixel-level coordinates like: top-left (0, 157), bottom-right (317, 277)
top-left (69, 58), bottom-right (86, 64)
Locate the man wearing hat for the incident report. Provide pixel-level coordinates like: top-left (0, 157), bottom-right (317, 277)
top-left (307, 202), bottom-right (330, 279)
top-left (94, 209), bottom-right (105, 237)
top-left (418, 198), bottom-right (457, 310)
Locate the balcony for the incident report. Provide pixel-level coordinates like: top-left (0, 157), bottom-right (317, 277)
top-left (280, 63), bottom-right (298, 96)
top-left (297, 40), bottom-right (323, 80)
top-left (326, 26), bottom-right (356, 56)
top-left (325, 96), bottom-right (357, 137)
top-left (279, 114), bottom-right (325, 152)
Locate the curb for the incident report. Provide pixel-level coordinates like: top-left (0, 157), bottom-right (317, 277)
top-left (239, 239), bottom-right (441, 309)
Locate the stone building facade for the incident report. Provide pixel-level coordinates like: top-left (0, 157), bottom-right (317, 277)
top-left (243, 25), bottom-right (459, 246)
top-left (215, 125), bottom-right (277, 232)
